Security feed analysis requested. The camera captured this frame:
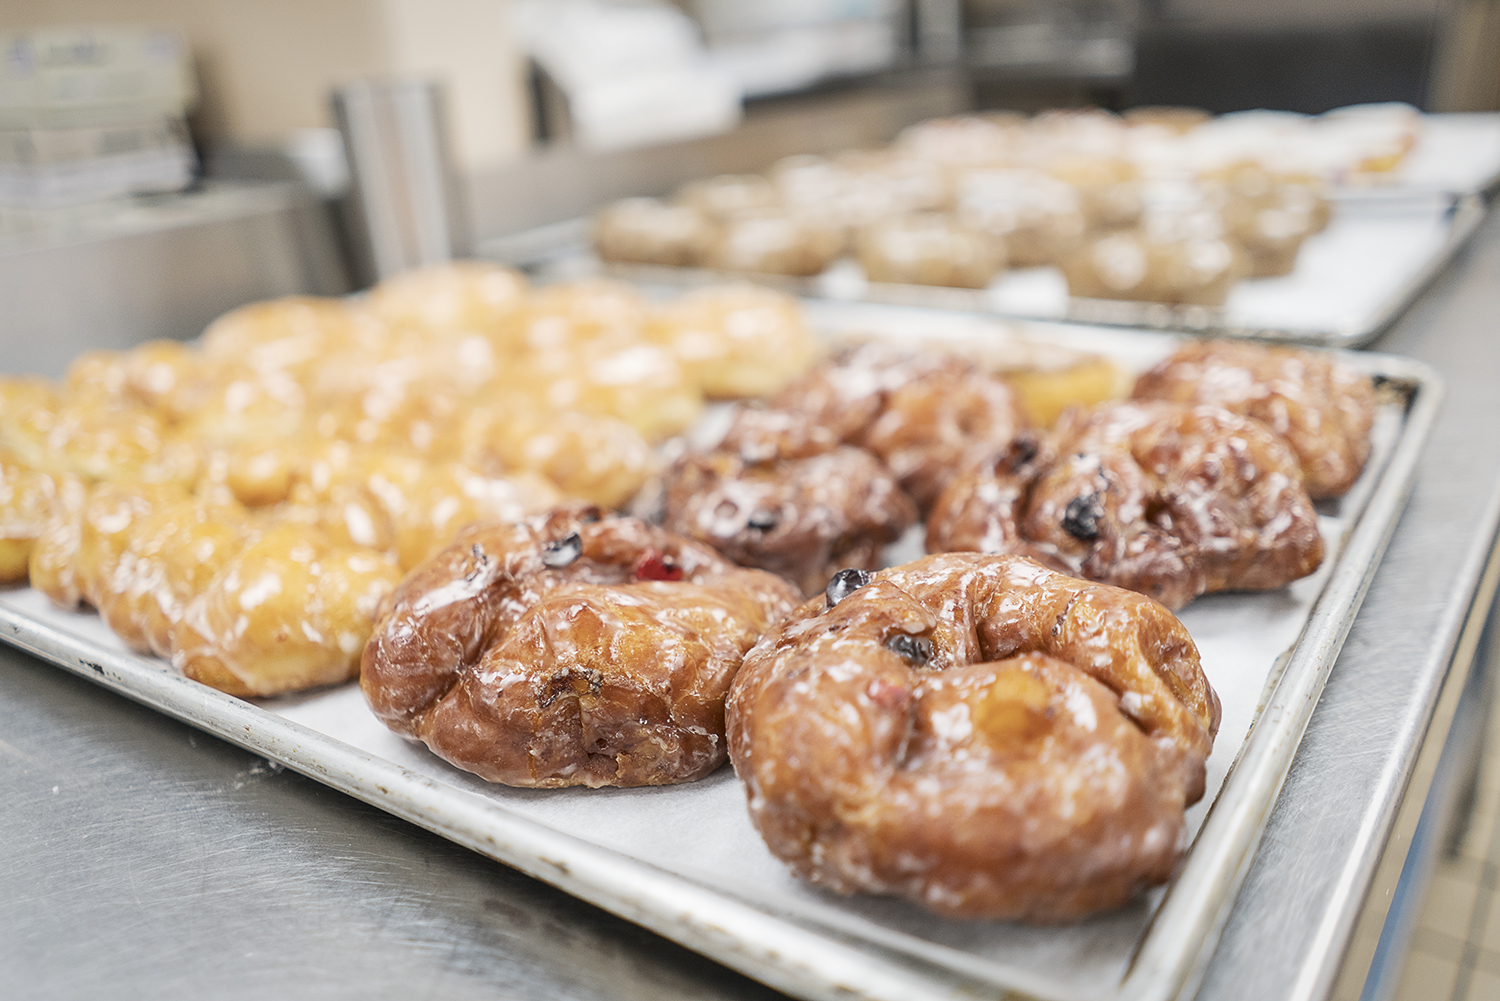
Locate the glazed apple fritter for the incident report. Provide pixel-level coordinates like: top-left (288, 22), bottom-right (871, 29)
top-left (926, 401), bottom-right (1325, 609)
top-left (361, 504), bottom-right (800, 788)
top-left (763, 342), bottom-right (1026, 511)
top-left (1131, 339), bottom-right (1375, 500)
top-left (728, 552), bottom-right (1220, 921)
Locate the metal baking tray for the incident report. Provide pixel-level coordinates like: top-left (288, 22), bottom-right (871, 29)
top-left (492, 191), bottom-right (1486, 352)
top-left (0, 307), bottom-right (1441, 1001)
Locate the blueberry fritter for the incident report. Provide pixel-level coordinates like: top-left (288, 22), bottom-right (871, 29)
top-left (927, 401), bottom-right (1324, 609)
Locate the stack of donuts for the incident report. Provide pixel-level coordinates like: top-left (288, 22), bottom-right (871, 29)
top-left (0, 266), bottom-right (817, 696)
top-left (589, 103), bottom-right (1398, 304)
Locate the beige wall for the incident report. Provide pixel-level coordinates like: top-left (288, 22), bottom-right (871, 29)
top-left (376, 0), bottom-right (527, 170)
top-left (0, 0), bottom-right (531, 170)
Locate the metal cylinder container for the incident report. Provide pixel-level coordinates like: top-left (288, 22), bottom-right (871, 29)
top-left (332, 78), bottom-right (470, 285)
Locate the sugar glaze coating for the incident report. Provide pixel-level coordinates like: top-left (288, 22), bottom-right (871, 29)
top-left (927, 401), bottom-right (1325, 609)
top-left (1131, 339), bottom-right (1375, 500)
top-left (362, 504), bottom-right (799, 788)
top-left (727, 553), bottom-right (1220, 921)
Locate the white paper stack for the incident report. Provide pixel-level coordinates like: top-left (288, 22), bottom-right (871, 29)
top-left (0, 25), bottom-right (197, 210)
top-left (515, 0), bottom-right (743, 154)
top-left (690, 0), bottom-right (902, 97)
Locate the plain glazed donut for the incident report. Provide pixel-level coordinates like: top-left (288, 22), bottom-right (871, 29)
top-left (727, 552), bottom-right (1220, 921)
top-left (361, 504), bottom-right (800, 788)
top-left (592, 197), bottom-right (716, 268)
top-left (855, 213), bottom-right (1004, 290)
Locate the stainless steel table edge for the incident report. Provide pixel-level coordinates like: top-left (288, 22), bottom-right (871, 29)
top-left (0, 354), bottom-right (1442, 1001)
top-left (1295, 479), bottom-right (1500, 1001)
top-left (1122, 356), bottom-right (1444, 1001)
top-left (1180, 203), bottom-right (1500, 1001)
top-left (0, 608), bottom-right (976, 1001)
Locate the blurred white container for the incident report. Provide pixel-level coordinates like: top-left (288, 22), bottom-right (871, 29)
top-left (688, 0), bottom-right (901, 39)
top-left (709, 20), bottom-right (900, 98)
top-left (688, 0), bottom-right (904, 97)
top-left (0, 25), bottom-right (195, 128)
top-left (515, 0), bottom-right (742, 153)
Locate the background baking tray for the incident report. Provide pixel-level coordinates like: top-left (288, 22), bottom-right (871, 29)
top-left (0, 308), bottom-right (1441, 1001)
top-left (497, 194), bottom-right (1486, 349)
top-left (1329, 112), bottom-right (1500, 202)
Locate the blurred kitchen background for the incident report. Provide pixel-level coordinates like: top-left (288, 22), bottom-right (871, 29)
top-left (1, 0), bottom-right (1496, 374)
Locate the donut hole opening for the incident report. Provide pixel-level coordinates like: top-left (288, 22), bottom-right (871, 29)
top-left (1143, 495), bottom-right (1177, 532)
top-left (970, 667), bottom-right (1057, 744)
top-left (1000, 433), bottom-right (1041, 473)
top-left (954, 402), bottom-right (987, 437)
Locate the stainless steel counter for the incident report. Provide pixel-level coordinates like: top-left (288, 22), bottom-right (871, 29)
top-left (1193, 200), bottom-right (1500, 1001)
top-left (2, 206), bottom-right (1498, 1001)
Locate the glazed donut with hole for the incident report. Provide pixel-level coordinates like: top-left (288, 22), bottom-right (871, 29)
top-left (727, 552), bottom-right (1220, 921)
